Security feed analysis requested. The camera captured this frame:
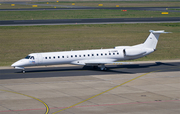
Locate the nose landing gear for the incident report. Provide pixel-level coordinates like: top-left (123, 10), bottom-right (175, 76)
top-left (22, 70), bottom-right (25, 73)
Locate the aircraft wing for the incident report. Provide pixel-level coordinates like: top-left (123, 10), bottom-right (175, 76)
top-left (85, 62), bottom-right (131, 66)
top-left (71, 59), bottom-right (131, 66)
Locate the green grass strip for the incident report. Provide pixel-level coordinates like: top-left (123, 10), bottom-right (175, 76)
top-left (0, 23), bottom-right (180, 66)
top-left (0, 9), bottom-right (179, 20)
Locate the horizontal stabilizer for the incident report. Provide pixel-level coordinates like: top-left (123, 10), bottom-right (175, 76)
top-left (149, 30), bottom-right (171, 34)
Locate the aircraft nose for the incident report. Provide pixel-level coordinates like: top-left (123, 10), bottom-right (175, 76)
top-left (11, 61), bottom-right (19, 67)
top-left (11, 63), bottom-right (15, 67)
top-left (11, 60), bottom-right (23, 67)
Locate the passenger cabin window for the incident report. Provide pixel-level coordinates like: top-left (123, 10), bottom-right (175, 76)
top-left (109, 53), bottom-right (111, 55)
top-left (79, 55), bottom-right (81, 57)
top-left (71, 55), bottom-right (73, 58)
top-left (49, 57), bottom-right (51, 59)
top-left (45, 57), bottom-right (47, 59)
top-left (113, 53), bottom-right (115, 55)
top-left (62, 56), bottom-right (64, 58)
top-left (88, 54), bottom-right (90, 57)
top-left (53, 56), bottom-right (55, 59)
top-left (101, 53), bottom-right (103, 56)
top-left (58, 56), bottom-right (60, 58)
top-left (105, 53), bottom-right (107, 55)
top-left (75, 55), bottom-right (77, 57)
top-left (92, 54), bottom-right (94, 56)
top-left (84, 55), bottom-right (85, 57)
top-left (97, 54), bottom-right (99, 56)
top-left (117, 52), bottom-right (119, 55)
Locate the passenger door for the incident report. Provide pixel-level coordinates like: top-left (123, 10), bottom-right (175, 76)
top-left (37, 54), bottom-right (43, 65)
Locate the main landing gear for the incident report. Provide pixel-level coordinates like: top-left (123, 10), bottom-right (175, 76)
top-left (92, 64), bottom-right (107, 71)
top-left (100, 64), bottom-right (107, 71)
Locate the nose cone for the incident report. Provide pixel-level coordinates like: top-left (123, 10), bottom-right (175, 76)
top-left (11, 59), bottom-right (24, 67)
top-left (11, 61), bottom-right (21, 67)
top-left (11, 59), bottom-right (27, 70)
top-left (11, 63), bottom-right (16, 67)
top-left (11, 59), bottom-right (34, 69)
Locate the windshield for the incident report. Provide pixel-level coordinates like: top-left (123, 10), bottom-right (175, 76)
top-left (25, 56), bottom-right (30, 59)
top-left (30, 56), bottom-right (34, 59)
top-left (24, 55), bottom-right (35, 59)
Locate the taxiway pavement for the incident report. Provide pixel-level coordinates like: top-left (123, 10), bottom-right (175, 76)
top-left (1, 17), bottom-right (180, 26)
top-left (0, 61), bottom-right (180, 114)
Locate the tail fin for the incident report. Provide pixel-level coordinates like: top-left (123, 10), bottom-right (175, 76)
top-left (143, 30), bottom-right (171, 49)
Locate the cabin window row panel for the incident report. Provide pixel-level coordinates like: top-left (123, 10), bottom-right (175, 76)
top-left (44, 52), bottom-right (119, 59)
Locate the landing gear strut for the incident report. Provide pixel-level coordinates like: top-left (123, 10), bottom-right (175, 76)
top-left (100, 64), bottom-right (107, 71)
top-left (22, 69), bottom-right (25, 73)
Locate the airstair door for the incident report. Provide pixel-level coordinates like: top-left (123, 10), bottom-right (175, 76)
top-left (37, 54), bottom-right (43, 65)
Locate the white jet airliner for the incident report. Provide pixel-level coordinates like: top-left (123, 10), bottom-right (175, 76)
top-left (11, 30), bottom-right (170, 73)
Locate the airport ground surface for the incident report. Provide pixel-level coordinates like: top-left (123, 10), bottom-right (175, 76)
top-left (1, 17), bottom-right (180, 26)
top-left (0, 60), bottom-right (180, 114)
top-left (0, 1), bottom-right (180, 114)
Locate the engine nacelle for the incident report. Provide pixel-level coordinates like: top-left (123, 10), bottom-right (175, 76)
top-left (123, 48), bottom-right (146, 57)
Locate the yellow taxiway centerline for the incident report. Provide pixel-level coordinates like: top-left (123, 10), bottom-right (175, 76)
top-left (0, 89), bottom-right (49, 114)
top-left (52, 70), bottom-right (160, 114)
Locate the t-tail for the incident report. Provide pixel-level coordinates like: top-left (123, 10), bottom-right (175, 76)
top-left (143, 30), bottom-right (171, 50)
top-left (122, 30), bottom-right (171, 59)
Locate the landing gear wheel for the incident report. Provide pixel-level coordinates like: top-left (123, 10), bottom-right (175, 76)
top-left (103, 67), bottom-right (107, 71)
top-left (22, 70), bottom-right (25, 73)
top-left (100, 67), bottom-right (107, 71)
top-left (100, 64), bottom-right (107, 71)
top-left (101, 67), bottom-right (107, 71)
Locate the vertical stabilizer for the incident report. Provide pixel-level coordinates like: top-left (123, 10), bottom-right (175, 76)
top-left (143, 30), bottom-right (170, 49)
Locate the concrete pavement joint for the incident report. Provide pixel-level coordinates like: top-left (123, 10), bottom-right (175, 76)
top-left (0, 99), bottom-right (180, 113)
top-left (0, 64), bottom-right (179, 113)
top-left (52, 71), bottom-right (156, 114)
top-left (52, 66), bottom-right (180, 113)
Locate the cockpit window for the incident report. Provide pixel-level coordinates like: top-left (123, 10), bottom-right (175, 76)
top-left (25, 56), bottom-right (30, 59)
top-left (30, 56), bottom-right (35, 59)
top-left (25, 56), bottom-right (34, 59)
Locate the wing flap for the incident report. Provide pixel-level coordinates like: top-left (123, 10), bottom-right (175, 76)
top-left (71, 59), bottom-right (131, 66)
top-left (85, 61), bottom-right (131, 65)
